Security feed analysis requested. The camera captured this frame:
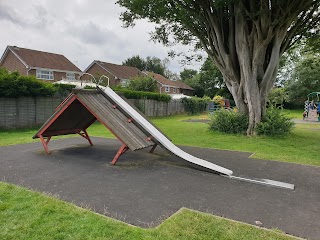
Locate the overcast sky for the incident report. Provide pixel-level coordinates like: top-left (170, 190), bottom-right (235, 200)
top-left (0, 0), bottom-right (203, 74)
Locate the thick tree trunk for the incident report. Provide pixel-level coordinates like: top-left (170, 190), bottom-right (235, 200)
top-left (207, 4), bottom-right (286, 135)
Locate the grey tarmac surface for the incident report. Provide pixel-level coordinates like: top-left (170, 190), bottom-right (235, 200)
top-left (1, 137), bottom-right (319, 239)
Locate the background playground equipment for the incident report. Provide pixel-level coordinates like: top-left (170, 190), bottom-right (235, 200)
top-left (304, 92), bottom-right (320, 121)
top-left (208, 96), bottom-right (232, 114)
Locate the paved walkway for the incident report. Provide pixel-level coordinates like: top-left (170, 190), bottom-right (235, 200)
top-left (1, 137), bottom-right (320, 239)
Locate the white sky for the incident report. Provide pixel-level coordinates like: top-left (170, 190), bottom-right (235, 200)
top-left (0, 0), bottom-right (203, 74)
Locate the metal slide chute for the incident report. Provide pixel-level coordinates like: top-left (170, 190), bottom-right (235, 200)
top-left (99, 86), bottom-right (294, 190)
top-left (99, 86), bottom-right (233, 176)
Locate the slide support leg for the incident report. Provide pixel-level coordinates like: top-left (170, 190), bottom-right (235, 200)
top-left (111, 144), bottom-right (129, 165)
top-left (149, 144), bottom-right (157, 153)
top-left (79, 129), bottom-right (93, 146)
top-left (39, 135), bottom-right (51, 154)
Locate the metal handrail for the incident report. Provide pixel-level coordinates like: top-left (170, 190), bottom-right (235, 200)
top-left (79, 73), bottom-right (109, 87)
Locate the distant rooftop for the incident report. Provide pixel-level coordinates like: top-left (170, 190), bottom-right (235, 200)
top-left (6, 46), bottom-right (81, 72)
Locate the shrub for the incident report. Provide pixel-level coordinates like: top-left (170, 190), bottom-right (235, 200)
top-left (256, 108), bottom-right (294, 136)
top-left (127, 76), bottom-right (157, 92)
top-left (54, 84), bottom-right (76, 96)
top-left (115, 89), bottom-right (171, 102)
top-left (181, 97), bottom-right (208, 115)
top-left (0, 70), bottom-right (56, 97)
top-left (209, 110), bottom-right (248, 134)
top-left (268, 87), bottom-right (289, 108)
top-left (212, 95), bottom-right (225, 106)
top-left (83, 85), bottom-right (96, 90)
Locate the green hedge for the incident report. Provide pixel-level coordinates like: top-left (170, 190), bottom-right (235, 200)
top-left (0, 70), bottom-right (56, 97)
top-left (181, 97), bottom-right (208, 114)
top-left (114, 88), bottom-right (171, 102)
top-left (0, 69), bottom-right (171, 102)
top-left (0, 69), bottom-right (78, 97)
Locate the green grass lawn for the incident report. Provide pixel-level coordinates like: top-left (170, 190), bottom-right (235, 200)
top-left (0, 109), bottom-right (316, 239)
top-left (0, 182), bottom-right (297, 240)
top-left (2, 110), bottom-right (317, 166)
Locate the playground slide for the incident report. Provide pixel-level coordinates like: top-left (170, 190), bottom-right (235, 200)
top-left (101, 86), bottom-right (233, 176)
top-left (100, 86), bottom-right (295, 190)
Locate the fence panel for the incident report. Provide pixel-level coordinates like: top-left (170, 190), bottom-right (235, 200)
top-left (0, 96), bottom-right (185, 128)
top-left (17, 97), bottom-right (36, 127)
top-left (0, 98), bottom-right (17, 128)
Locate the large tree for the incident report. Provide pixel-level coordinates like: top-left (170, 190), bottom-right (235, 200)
top-left (286, 54), bottom-right (320, 103)
top-left (180, 68), bottom-right (198, 81)
top-left (117, 0), bottom-right (320, 135)
top-left (199, 57), bottom-right (225, 97)
top-left (123, 55), bottom-right (169, 77)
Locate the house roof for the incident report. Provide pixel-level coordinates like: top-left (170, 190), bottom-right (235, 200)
top-left (86, 60), bottom-right (143, 80)
top-left (146, 72), bottom-right (194, 90)
top-left (2, 46), bottom-right (81, 72)
top-left (173, 80), bottom-right (194, 90)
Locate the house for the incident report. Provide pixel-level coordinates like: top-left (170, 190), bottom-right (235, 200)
top-left (146, 72), bottom-right (194, 96)
top-left (0, 45), bottom-right (82, 81)
top-left (82, 60), bottom-right (144, 86)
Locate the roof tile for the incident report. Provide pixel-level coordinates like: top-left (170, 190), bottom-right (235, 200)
top-left (9, 46), bottom-right (81, 72)
top-left (146, 72), bottom-right (194, 90)
top-left (96, 61), bottom-right (143, 79)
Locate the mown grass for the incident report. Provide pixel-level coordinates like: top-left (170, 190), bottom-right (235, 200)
top-left (150, 114), bottom-right (319, 166)
top-left (0, 109), bottom-right (313, 239)
top-left (0, 182), bottom-right (298, 240)
top-left (0, 110), bottom-right (319, 167)
top-left (85, 112), bottom-right (319, 166)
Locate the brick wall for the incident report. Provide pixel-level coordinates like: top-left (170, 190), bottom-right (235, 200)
top-left (0, 51), bottom-right (28, 75)
top-left (157, 83), bottom-right (182, 94)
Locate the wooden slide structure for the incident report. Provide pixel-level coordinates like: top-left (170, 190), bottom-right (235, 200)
top-left (34, 87), bottom-right (294, 189)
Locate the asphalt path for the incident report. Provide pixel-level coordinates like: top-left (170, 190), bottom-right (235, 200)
top-left (1, 137), bottom-right (319, 239)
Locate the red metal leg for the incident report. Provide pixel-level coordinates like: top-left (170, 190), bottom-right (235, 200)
top-left (39, 135), bottom-right (51, 154)
top-left (111, 144), bottom-right (129, 165)
top-left (78, 130), bottom-right (93, 146)
top-left (149, 144), bottom-right (157, 153)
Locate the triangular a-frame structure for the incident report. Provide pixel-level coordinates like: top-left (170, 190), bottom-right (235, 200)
top-left (33, 89), bottom-right (156, 164)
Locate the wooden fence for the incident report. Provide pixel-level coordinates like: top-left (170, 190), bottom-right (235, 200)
top-left (0, 96), bottom-right (185, 128)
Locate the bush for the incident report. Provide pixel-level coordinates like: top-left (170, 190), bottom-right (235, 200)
top-left (181, 97), bottom-right (208, 115)
top-left (127, 76), bottom-right (157, 92)
top-left (115, 89), bottom-right (171, 102)
top-left (0, 70), bottom-right (56, 97)
top-left (54, 84), bottom-right (76, 96)
top-left (83, 85), bottom-right (96, 90)
top-left (209, 110), bottom-right (248, 134)
top-left (256, 108), bottom-right (294, 136)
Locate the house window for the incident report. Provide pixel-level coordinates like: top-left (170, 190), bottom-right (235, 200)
top-left (36, 69), bottom-right (53, 80)
top-left (66, 72), bottom-right (75, 80)
top-left (165, 86), bottom-right (170, 92)
top-left (120, 79), bottom-right (129, 87)
top-left (173, 87), bottom-right (176, 93)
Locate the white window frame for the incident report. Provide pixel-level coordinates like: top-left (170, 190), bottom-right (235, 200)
top-left (165, 86), bottom-right (170, 92)
top-left (173, 87), bottom-right (176, 93)
top-left (36, 69), bottom-right (54, 80)
top-left (120, 79), bottom-right (129, 87)
top-left (66, 72), bottom-right (76, 80)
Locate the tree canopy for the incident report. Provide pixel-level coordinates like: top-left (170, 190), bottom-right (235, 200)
top-left (123, 55), bottom-right (169, 77)
top-left (180, 68), bottom-right (197, 82)
top-left (118, 0), bottom-right (320, 135)
top-left (127, 75), bottom-right (158, 92)
top-left (286, 54), bottom-right (320, 103)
